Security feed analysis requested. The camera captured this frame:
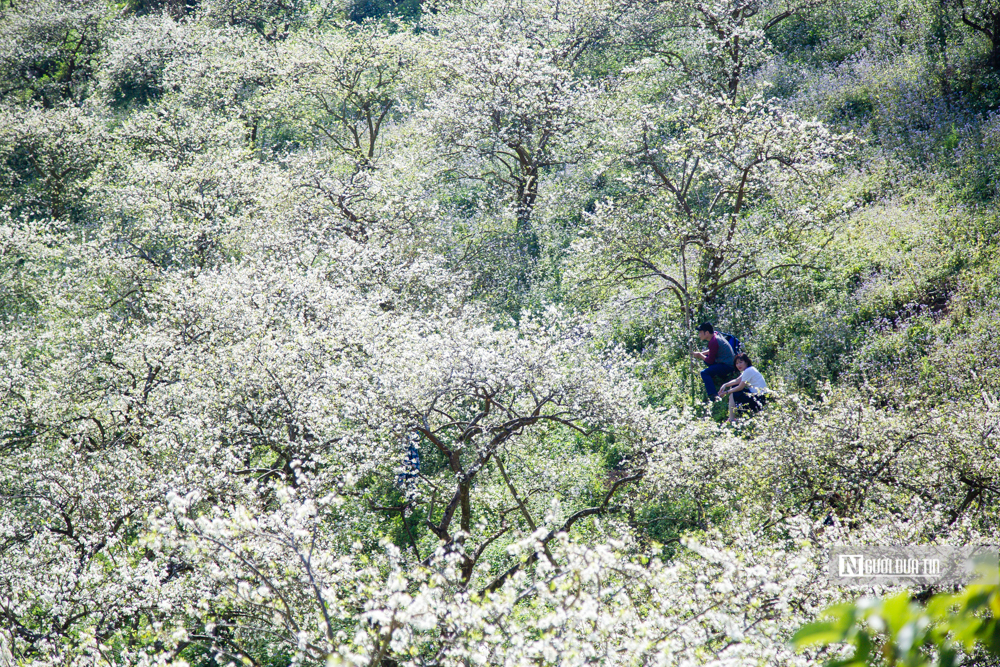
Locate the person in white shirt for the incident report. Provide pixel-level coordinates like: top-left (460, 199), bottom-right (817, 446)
top-left (717, 353), bottom-right (768, 423)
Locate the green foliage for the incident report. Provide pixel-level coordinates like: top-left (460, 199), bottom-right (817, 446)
top-left (635, 496), bottom-right (728, 560)
top-left (348, 0), bottom-right (422, 23)
top-left (793, 576), bottom-right (1000, 667)
top-left (3, 0), bottom-right (1000, 663)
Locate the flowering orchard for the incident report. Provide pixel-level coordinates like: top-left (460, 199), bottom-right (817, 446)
top-left (2, 0), bottom-right (999, 665)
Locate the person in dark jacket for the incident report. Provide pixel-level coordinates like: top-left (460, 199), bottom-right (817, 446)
top-left (690, 322), bottom-right (735, 400)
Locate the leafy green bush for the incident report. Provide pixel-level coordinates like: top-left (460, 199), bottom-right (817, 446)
top-left (793, 576), bottom-right (1000, 666)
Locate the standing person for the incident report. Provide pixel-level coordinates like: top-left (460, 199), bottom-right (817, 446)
top-left (718, 353), bottom-right (768, 422)
top-left (690, 322), bottom-right (735, 400)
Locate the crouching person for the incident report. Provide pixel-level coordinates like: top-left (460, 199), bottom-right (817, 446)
top-left (718, 352), bottom-right (768, 423)
top-left (691, 322), bottom-right (736, 400)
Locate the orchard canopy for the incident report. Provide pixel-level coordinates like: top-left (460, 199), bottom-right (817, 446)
top-left (1, 0), bottom-right (999, 665)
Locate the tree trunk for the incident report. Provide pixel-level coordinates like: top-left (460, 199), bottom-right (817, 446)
top-left (991, 28), bottom-right (1000, 70)
top-left (515, 162), bottom-right (540, 258)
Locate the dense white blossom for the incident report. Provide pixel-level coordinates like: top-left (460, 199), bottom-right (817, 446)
top-left (1, 0), bottom-right (998, 665)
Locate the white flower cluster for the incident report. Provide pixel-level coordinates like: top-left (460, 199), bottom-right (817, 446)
top-left (1, 0), bottom-right (997, 665)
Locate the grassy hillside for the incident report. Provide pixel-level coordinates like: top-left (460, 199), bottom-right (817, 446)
top-left (0, 0), bottom-right (997, 664)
